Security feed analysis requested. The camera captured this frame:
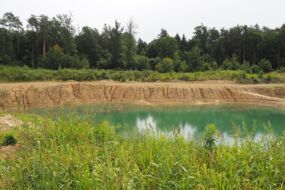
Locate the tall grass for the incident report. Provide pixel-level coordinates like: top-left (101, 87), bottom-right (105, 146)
top-left (0, 115), bottom-right (284, 189)
top-left (0, 66), bottom-right (284, 83)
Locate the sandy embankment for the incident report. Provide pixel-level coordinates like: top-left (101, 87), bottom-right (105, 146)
top-left (0, 81), bottom-right (285, 110)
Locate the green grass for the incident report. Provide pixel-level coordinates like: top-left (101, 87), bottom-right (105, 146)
top-left (0, 115), bottom-right (284, 189)
top-left (0, 66), bottom-right (284, 83)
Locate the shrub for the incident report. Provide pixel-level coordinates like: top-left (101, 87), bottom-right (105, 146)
top-left (175, 60), bottom-right (188, 72)
top-left (0, 66), bottom-right (283, 83)
top-left (251, 64), bottom-right (260, 73)
top-left (211, 61), bottom-right (218, 70)
top-left (241, 61), bottom-right (252, 73)
top-left (61, 54), bottom-right (82, 69)
top-left (259, 58), bottom-right (272, 73)
top-left (42, 44), bottom-right (64, 69)
top-left (203, 124), bottom-right (217, 152)
top-left (134, 55), bottom-right (150, 70)
top-left (222, 55), bottom-right (240, 70)
top-left (0, 55), bottom-right (12, 65)
top-left (202, 62), bottom-right (212, 71)
top-left (278, 67), bottom-right (285, 73)
top-left (2, 134), bottom-right (17, 146)
top-left (156, 57), bottom-right (175, 73)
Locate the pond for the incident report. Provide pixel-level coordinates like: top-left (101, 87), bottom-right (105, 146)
top-left (31, 104), bottom-right (285, 144)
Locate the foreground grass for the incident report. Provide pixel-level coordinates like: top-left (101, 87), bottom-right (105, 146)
top-left (0, 66), bottom-right (284, 83)
top-left (0, 115), bottom-right (285, 189)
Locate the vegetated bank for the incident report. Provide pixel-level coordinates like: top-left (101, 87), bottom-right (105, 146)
top-left (0, 115), bottom-right (284, 189)
top-left (0, 66), bottom-right (284, 83)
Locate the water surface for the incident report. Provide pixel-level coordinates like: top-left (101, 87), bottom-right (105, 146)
top-left (31, 104), bottom-right (285, 143)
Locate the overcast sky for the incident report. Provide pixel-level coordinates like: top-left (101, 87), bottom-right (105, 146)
top-left (1, 0), bottom-right (285, 42)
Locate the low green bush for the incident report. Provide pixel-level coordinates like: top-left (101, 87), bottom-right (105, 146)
top-left (1, 134), bottom-right (17, 146)
top-left (0, 66), bottom-right (284, 83)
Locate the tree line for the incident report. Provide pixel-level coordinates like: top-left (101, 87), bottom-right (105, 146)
top-left (1, 12), bottom-right (285, 73)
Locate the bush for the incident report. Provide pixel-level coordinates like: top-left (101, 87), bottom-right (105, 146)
top-left (1, 134), bottom-right (17, 146)
top-left (156, 57), bottom-right (175, 73)
top-left (148, 57), bottom-right (161, 70)
top-left (222, 55), bottom-right (240, 70)
top-left (251, 64), bottom-right (260, 73)
top-left (61, 54), bottom-right (83, 69)
top-left (175, 60), bottom-right (188, 72)
top-left (134, 55), bottom-right (150, 70)
top-left (0, 66), bottom-right (283, 83)
top-left (41, 45), bottom-right (64, 69)
top-left (259, 58), bottom-right (272, 73)
top-left (0, 55), bottom-right (12, 65)
top-left (241, 61), bottom-right (252, 73)
top-left (203, 124), bottom-right (217, 152)
top-left (278, 67), bottom-right (285, 73)
top-left (202, 62), bottom-right (212, 71)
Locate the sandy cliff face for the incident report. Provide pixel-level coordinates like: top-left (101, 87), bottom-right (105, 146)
top-left (0, 81), bottom-right (284, 110)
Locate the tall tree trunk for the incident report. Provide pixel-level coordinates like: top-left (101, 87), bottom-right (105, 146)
top-left (43, 39), bottom-right (46, 57)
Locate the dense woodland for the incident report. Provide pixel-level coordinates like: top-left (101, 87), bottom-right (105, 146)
top-left (1, 12), bottom-right (285, 73)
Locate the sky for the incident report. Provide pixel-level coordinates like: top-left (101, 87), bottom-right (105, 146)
top-left (1, 0), bottom-right (285, 42)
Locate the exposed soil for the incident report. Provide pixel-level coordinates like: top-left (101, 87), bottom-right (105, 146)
top-left (0, 144), bottom-right (21, 160)
top-left (0, 115), bottom-right (23, 131)
top-left (0, 115), bottom-right (23, 159)
top-left (0, 81), bottom-right (284, 110)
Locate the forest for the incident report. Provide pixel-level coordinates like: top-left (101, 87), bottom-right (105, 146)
top-left (0, 12), bottom-right (285, 73)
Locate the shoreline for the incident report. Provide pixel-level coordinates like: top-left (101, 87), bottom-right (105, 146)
top-left (0, 81), bottom-right (285, 111)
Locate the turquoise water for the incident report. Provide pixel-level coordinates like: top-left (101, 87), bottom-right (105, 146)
top-left (31, 104), bottom-right (285, 143)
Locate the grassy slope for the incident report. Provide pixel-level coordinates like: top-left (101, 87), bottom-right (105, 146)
top-left (0, 66), bottom-right (284, 83)
top-left (0, 114), bottom-right (284, 189)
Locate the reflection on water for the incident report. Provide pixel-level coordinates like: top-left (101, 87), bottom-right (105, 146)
top-left (136, 115), bottom-right (198, 140)
top-left (30, 104), bottom-right (285, 143)
top-left (135, 114), bottom-right (276, 145)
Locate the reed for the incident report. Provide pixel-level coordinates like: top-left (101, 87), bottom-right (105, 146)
top-left (0, 115), bottom-right (284, 189)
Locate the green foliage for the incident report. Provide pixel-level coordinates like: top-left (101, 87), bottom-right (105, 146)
top-left (0, 116), bottom-right (284, 189)
top-left (93, 121), bottom-right (116, 144)
top-left (251, 64), bottom-right (260, 73)
top-left (40, 45), bottom-right (88, 69)
top-left (0, 66), bottom-right (284, 83)
top-left (1, 134), bottom-right (17, 146)
top-left (1, 12), bottom-right (285, 73)
top-left (203, 124), bottom-right (217, 152)
top-left (147, 32), bottom-right (178, 59)
top-left (175, 60), bottom-right (188, 72)
top-left (259, 58), bottom-right (273, 72)
top-left (222, 54), bottom-right (240, 70)
top-left (134, 55), bottom-right (150, 70)
top-left (202, 62), bottom-right (213, 71)
top-left (156, 57), bottom-right (175, 73)
top-left (75, 26), bottom-right (102, 68)
top-left (41, 45), bottom-right (64, 69)
top-left (278, 67), bottom-right (285, 73)
top-left (185, 46), bottom-right (203, 71)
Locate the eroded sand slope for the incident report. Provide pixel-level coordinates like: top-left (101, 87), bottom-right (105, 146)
top-left (0, 81), bottom-right (285, 110)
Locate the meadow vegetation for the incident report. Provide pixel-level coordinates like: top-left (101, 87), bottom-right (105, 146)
top-left (0, 115), bottom-right (284, 189)
top-left (0, 66), bottom-right (284, 83)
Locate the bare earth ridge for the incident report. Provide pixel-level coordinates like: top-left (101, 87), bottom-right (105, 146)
top-left (0, 81), bottom-right (285, 110)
